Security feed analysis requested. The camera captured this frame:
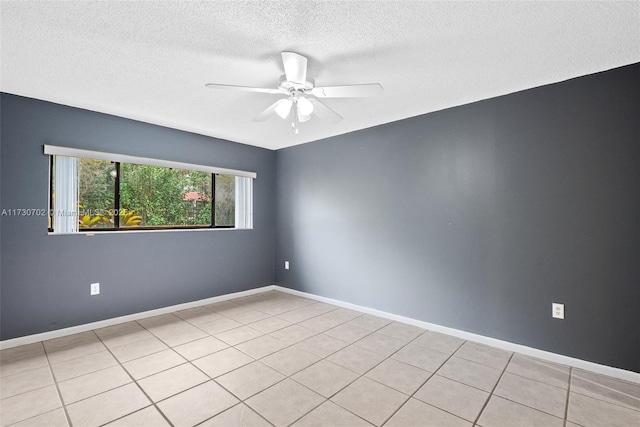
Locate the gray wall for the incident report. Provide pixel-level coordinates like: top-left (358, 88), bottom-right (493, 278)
top-left (275, 64), bottom-right (640, 373)
top-left (0, 93), bottom-right (276, 340)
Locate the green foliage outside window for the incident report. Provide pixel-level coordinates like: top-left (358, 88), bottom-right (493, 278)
top-left (73, 158), bottom-right (234, 228)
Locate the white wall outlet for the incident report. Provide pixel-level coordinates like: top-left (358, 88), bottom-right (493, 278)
top-left (90, 283), bottom-right (100, 296)
top-left (284, 261), bottom-right (290, 270)
top-left (552, 303), bottom-right (564, 319)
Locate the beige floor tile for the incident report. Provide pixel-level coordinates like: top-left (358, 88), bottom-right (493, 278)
top-left (248, 316), bottom-right (292, 334)
top-left (94, 321), bottom-right (144, 338)
top-left (227, 309), bottom-right (271, 324)
top-left (259, 298), bottom-right (316, 316)
top-left (293, 360), bottom-right (359, 398)
top-left (46, 340), bottom-right (107, 365)
top-left (354, 333), bottom-right (406, 357)
top-left (386, 398), bottom-right (472, 427)
top-left (299, 313), bottom-right (347, 332)
top-left (122, 349), bottom-right (186, 380)
top-left (204, 300), bottom-right (242, 312)
top-left (0, 384), bottom-right (61, 426)
top-left (208, 301), bottom-right (253, 316)
top-left (261, 347), bottom-right (322, 376)
top-left (332, 377), bottom-right (408, 426)
top-left (269, 325), bottom-right (317, 344)
top-left (196, 317), bottom-right (243, 335)
top-left (109, 337), bottom-right (168, 364)
top-left (295, 334), bottom-right (349, 358)
top-left (477, 395), bottom-right (564, 427)
top-left (105, 406), bottom-right (170, 426)
top-left (494, 372), bottom-right (567, 417)
top-left (137, 363), bottom-right (209, 402)
top-left (100, 329), bottom-right (155, 349)
top-left (571, 369), bottom-right (640, 411)
top-left (276, 303), bottom-right (338, 323)
top-left (192, 347), bottom-right (254, 378)
top-left (0, 352), bottom-right (49, 378)
top-left (174, 306), bottom-right (223, 326)
top-left (391, 343), bottom-right (449, 372)
top-left (236, 335), bottom-right (289, 359)
top-left (0, 366), bottom-right (53, 399)
top-left (50, 351), bottom-right (117, 382)
top-left (323, 308), bottom-right (364, 323)
top-left (325, 324), bottom-right (371, 343)
top-left (152, 324), bottom-right (209, 347)
top-left (200, 403), bottom-right (271, 427)
top-left (241, 297), bottom-right (287, 313)
top-left (173, 336), bottom-right (228, 361)
top-left (147, 320), bottom-right (197, 337)
top-left (506, 354), bottom-right (570, 389)
top-left (293, 400), bottom-right (373, 426)
top-left (414, 375), bottom-right (489, 422)
top-left (412, 331), bottom-right (465, 355)
top-left (1, 343), bottom-right (45, 362)
top-left (437, 356), bottom-right (502, 392)
top-left (567, 392), bottom-right (640, 427)
top-left (58, 365), bottom-right (131, 404)
top-left (327, 345), bottom-right (385, 374)
top-left (137, 313), bottom-right (182, 329)
top-left (377, 322), bottom-right (425, 343)
top-left (216, 361), bottom-right (285, 399)
top-left (9, 408), bottom-right (69, 427)
top-left (246, 379), bottom-right (324, 427)
top-left (215, 326), bottom-right (263, 346)
top-left (328, 345), bottom-right (386, 375)
top-left (43, 332), bottom-right (98, 351)
top-left (454, 342), bottom-right (512, 370)
top-left (365, 358), bottom-right (432, 395)
top-left (345, 315), bottom-right (392, 332)
top-left (157, 381), bottom-right (239, 427)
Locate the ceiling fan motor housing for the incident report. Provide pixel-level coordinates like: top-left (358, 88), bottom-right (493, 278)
top-left (278, 75), bottom-right (315, 93)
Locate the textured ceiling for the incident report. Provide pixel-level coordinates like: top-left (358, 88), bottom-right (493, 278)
top-left (1, 1), bottom-right (638, 150)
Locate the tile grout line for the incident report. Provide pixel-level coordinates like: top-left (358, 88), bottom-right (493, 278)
top-left (34, 342), bottom-right (74, 427)
top-left (173, 302), bottom-right (375, 426)
top-left (150, 294), bottom-right (315, 426)
top-left (202, 295), bottom-right (338, 427)
top-left (192, 402), bottom-right (276, 427)
top-left (379, 340), bottom-right (468, 426)
top-left (95, 325), bottom-right (176, 427)
top-left (282, 319), bottom-right (397, 427)
top-left (472, 352), bottom-right (515, 426)
top-left (564, 366), bottom-right (573, 427)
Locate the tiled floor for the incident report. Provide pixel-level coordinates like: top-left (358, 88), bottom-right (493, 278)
top-left (1, 290), bottom-right (639, 427)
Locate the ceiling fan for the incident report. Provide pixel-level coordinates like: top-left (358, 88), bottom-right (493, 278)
top-left (205, 52), bottom-right (383, 134)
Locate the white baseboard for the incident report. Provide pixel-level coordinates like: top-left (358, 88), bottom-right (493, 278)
top-left (0, 285), bottom-right (276, 350)
top-left (2, 283), bottom-right (638, 385)
top-left (273, 285), bottom-right (640, 385)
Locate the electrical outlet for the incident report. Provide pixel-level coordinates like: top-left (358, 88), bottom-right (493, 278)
top-left (91, 283), bottom-right (100, 296)
top-left (284, 261), bottom-right (290, 270)
top-left (552, 303), bottom-right (564, 319)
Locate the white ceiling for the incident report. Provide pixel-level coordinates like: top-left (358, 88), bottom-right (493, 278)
top-left (1, 1), bottom-right (638, 150)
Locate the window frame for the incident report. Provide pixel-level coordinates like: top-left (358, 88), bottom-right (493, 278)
top-left (45, 145), bottom-right (255, 234)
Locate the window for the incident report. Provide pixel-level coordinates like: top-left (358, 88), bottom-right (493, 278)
top-left (45, 145), bottom-right (254, 233)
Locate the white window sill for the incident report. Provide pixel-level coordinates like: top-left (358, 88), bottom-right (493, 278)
top-left (48, 227), bottom-right (252, 236)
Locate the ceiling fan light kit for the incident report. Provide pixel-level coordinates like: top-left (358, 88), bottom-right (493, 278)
top-left (206, 52), bottom-right (383, 134)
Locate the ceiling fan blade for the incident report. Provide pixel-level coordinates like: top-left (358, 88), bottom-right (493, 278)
top-left (252, 99), bottom-right (291, 122)
top-left (311, 83), bottom-right (383, 98)
top-left (281, 52), bottom-right (307, 85)
top-left (206, 83), bottom-right (282, 94)
top-left (309, 98), bottom-right (342, 124)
